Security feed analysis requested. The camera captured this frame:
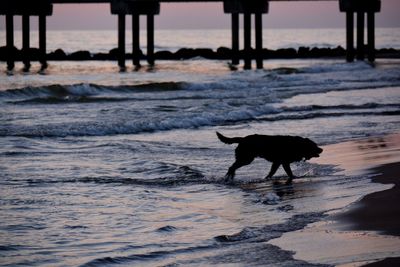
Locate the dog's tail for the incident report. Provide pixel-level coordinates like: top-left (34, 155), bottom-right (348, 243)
top-left (216, 132), bottom-right (243, 144)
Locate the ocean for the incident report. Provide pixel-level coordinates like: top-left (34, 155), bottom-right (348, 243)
top-left (1, 28), bottom-right (400, 266)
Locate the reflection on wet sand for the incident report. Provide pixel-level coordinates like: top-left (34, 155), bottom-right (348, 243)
top-left (314, 133), bottom-right (400, 175)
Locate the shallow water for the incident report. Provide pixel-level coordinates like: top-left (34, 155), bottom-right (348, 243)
top-left (1, 58), bottom-right (400, 266)
top-left (1, 28), bottom-right (400, 54)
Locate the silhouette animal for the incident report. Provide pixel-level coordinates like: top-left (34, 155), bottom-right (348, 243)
top-left (216, 132), bottom-right (323, 184)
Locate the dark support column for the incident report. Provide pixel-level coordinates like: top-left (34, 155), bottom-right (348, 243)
top-left (356, 11), bottom-right (365, 60)
top-left (346, 12), bottom-right (354, 62)
top-left (39, 15), bottom-right (48, 70)
top-left (22, 15), bottom-right (31, 71)
top-left (367, 12), bottom-right (375, 62)
top-left (339, 0), bottom-right (380, 63)
top-left (6, 14), bottom-right (15, 71)
top-left (118, 14), bottom-right (126, 71)
top-left (243, 13), bottom-right (251, 70)
top-left (255, 12), bottom-right (263, 69)
top-left (132, 14), bottom-right (140, 67)
top-left (147, 14), bottom-right (155, 66)
top-left (231, 13), bottom-right (239, 65)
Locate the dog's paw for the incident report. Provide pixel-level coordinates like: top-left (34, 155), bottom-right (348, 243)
top-left (285, 177), bottom-right (295, 185)
top-left (224, 175), bottom-right (234, 184)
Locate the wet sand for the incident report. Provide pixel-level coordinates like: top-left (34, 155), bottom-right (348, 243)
top-left (269, 132), bottom-right (400, 266)
top-left (334, 138), bottom-right (400, 266)
top-left (336, 162), bottom-right (400, 237)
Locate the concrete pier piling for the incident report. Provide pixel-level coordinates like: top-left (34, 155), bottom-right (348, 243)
top-left (147, 14), bottom-right (155, 66)
top-left (132, 14), bottom-right (140, 67)
top-left (111, 0), bottom-right (160, 68)
top-left (367, 11), bottom-right (375, 62)
top-left (339, 0), bottom-right (381, 62)
top-left (22, 15), bottom-right (31, 71)
top-left (231, 13), bottom-right (239, 65)
top-left (1, 0), bottom-right (52, 71)
top-left (224, 0), bottom-right (269, 69)
top-left (5, 14), bottom-right (15, 71)
top-left (118, 14), bottom-right (126, 70)
top-left (356, 11), bottom-right (365, 60)
top-left (345, 12), bottom-right (354, 62)
top-left (243, 13), bottom-right (252, 69)
top-left (255, 12), bottom-right (263, 69)
top-left (39, 15), bottom-right (48, 70)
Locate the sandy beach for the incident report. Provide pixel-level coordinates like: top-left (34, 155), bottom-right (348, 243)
top-left (270, 132), bottom-right (400, 266)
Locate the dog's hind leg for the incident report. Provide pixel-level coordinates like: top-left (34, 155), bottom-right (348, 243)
top-left (265, 162), bottom-right (281, 180)
top-left (225, 157), bottom-right (253, 182)
top-left (282, 163), bottom-right (295, 184)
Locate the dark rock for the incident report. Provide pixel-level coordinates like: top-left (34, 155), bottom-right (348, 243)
top-left (261, 48), bottom-right (274, 59)
top-left (309, 47), bottom-right (324, 57)
top-left (238, 48), bottom-right (254, 59)
top-left (0, 46), bottom-right (20, 61)
top-left (216, 47), bottom-right (232, 59)
top-left (331, 46), bottom-right (346, 57)
top-left (109, 48), bottom-right (120, 59)
top-left (22, 48), bottom-right (41, 60)
top-left (92, 53), bottom-right (110, 60)
top-left (0, 46), bottom-right (7, 60)
top-left (298, 47), bottom-right (310, 58)
top-left (376, 48), bottom-right (400, 58)
top-left (275, 48), bottom-right (297, 58)
top-left (48, 48), bottom-right (67, 60)
top-left (174, 48), bottom-right (196, 59)
top-left (378, 48), bottom-right (397, 54)
top-left (134, 50), bottom-right (145, 60)
top-left (194, 48), bottom-right (216, 59)
top-left (155, 50), bottom-right (174, 60)
top-left (68, 50), bottom-right (92, 60)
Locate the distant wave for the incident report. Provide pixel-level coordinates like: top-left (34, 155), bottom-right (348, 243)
top-left (0, 102), bottom-right (398, 138)
top-left (0, 82), bottom-right (187, 102)
top-left (1, 60), bottom-right (399, 138)
top-left (281, 103), bottom-right (400, 112)
top-left (21, 168), bottom-right (202, 187)
top-left (2, 60), bottom-right (400, 105)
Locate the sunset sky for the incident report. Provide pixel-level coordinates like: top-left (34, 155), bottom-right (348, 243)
top-left (0, 0), bottom-right (399, 30)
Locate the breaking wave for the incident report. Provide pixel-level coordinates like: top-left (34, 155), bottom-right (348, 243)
top-left (1, 101), bottom-right (398, 137)
top-left (0, 82), bottom-right (187, 102)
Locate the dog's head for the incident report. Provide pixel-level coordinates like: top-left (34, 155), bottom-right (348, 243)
top-left (302, 138), bottom-right (323, 160)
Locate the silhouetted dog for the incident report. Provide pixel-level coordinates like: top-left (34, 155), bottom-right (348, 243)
top-left (217, 132), bottom-right (323, 184)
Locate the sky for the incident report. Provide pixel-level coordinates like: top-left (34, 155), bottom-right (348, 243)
top-left (0, 0), bottom-right (399, 30)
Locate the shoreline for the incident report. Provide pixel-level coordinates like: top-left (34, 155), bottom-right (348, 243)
top-left (270, 132), bottom-right (400, 266)
top-left (333, 157), bottom-right (400, 266)
top-left (335, 162), bottom-right (400, 237)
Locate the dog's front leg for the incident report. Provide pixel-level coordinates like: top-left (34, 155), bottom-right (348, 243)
top-left (265, 162), bottom-right (281, 180)
top-left (225, 168), bottom-right (235, 182)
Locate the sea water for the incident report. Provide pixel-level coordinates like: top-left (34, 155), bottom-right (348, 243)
top-left (1, 29), bottom-right (400, 266)
top-left (1, 28), bottom-right (400, 53)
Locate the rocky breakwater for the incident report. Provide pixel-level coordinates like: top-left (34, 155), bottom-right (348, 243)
top-left (1, 46), bottom-right (399, 61)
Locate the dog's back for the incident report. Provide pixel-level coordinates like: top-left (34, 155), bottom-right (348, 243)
top-left (233, 135), bottom-right (306, 162)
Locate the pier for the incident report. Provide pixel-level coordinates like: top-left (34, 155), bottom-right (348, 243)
top-left (0, 0), bottom-right (381, 71)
